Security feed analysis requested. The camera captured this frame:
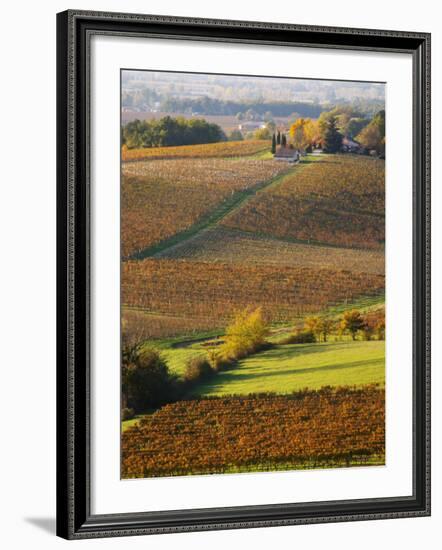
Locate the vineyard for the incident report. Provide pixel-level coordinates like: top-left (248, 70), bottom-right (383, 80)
top-left (155, 226), bottom-right (385, 274)
top-left (222, 155), bottom-right (385, 249)
top-left (122, 386), bottom-right (385, 478)
top-left (122, 139), bottom-right (270, 162)
top-left (122, 157), bottom-right (290, 257)
top-left (122, 307), bottom-right (219, 340)
top-left (122, 259), bottom-right (385, 327)
top-left (119, 81), bottom-right (387, 481)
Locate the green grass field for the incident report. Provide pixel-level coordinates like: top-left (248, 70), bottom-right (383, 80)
top-left (132, 293), bottom-right (385, 380)
top-left (122, 417), bottom-right (143, 431)
top-left (189, 340), bottom-right (385, 397)
top-left (122, 339), bottom-right (385, 431)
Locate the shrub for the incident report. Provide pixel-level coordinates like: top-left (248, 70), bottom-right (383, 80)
top-left (228, 129), bottom-right (244, 141)
top-left (361, 325), bottom-right (375, 341)
top-left (122, 347), bottom-right (177, 413)
top-left (304, 316), bottom-right (334, 342)
top-left (219, 307), bottom-right (269, 361)
top-left (183, 356), bottom-right (213, 383)
top-left (340, 309), bottom-right (365, 340)
top-left (376, 319), bottom-right (385, 340)
top-left (362, 308), bottom-right (385, 340)
top-left (122, 408), bottom-right (135, 421)
top-left (283, 329), bottom-right (316, 344)
top-left (207, 349), bottom-right (235, 372)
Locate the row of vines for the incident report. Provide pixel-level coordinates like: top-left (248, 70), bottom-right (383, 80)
top-left (121, 157), bottom-right (290, 257)
top-left (122, 386), bottom-right (385, 478)
top-left (122, 259), bottom-right (385, 327)
top-left (155, 226), bottom-right (385, 274)
top-left (223, 155), bottom-right (385, 249)
top-left (122, 139), bottom-right (270, 162)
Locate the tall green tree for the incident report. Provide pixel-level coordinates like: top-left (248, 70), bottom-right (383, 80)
top-left (347, 117), bottom-right (369, 139)
top-left (356, 110), bottom-right (385, 155)
top-left (122, 116), bottom-right (226, 149)
top-left (322, 116), bottom-right (343, 153)
top-left (271, 133), bottom-right (276, 154)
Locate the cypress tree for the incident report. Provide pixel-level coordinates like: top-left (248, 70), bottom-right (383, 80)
top-left (271, 133), bottom-right (276, 154)
top-left (281, 133), bottom-right (287, 147)
top-left (323, 116), bottom-right (343, 153)
top-left (276, 130), bottom-right (281, 145)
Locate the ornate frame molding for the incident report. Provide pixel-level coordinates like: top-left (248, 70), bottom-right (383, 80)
top-left (57, 10), bottom-right (430, 539)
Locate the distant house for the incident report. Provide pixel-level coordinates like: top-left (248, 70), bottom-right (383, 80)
top-left (273, 146), bottom-right (300, 163)
top-left (342, 137), bottom-right (361, 153)
top-left (238, 121), bottom-right (266, 131)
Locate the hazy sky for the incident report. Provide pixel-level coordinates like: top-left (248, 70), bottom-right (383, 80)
top-left (122, 69), bottom-right (385, 104)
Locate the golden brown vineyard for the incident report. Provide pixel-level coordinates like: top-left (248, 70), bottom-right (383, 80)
top-left (122, 158), bottom-right (289, 257)
top-left (122, 386), bottom-right (385, 477)
top-left (223, 155), bottom-right (385, 249)
top-left (122, 259), bottom-right (385, 328)
top-left (122, 307), bottom-right (217, 340)
top-left (156, 226), bottom-right (385, 274)
top-left (122, 139), bottom-right (270, 161)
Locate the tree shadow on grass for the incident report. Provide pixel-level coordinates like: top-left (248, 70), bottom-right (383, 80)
top-left (248, 341), bottom-right (364, 361)
top-left (209, 358), bottom-right (384, 385)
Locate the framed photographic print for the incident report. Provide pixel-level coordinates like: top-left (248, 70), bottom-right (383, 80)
top-left (56, 10), bottom-right (431, 539)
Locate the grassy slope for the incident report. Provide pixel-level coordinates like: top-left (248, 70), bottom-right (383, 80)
top-left (134, 294), bottom-right (386, 376)
top-left (161, 347), bottom-right (205, 376)
top-left (189, 340), bottom-right (385, 397)
top-left (123, 340), bottom-right (385, 431)
top-left (122, 417), bottom-right (142, 431)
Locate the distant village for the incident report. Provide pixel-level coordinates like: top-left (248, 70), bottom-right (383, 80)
top-left (122, 103), bottom-right (385, 159)
top-left (243, 110), bottom-right (385, 160)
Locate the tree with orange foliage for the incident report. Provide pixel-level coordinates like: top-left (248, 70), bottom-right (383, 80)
top-left (290, 118), bottom-right (322, 151)
top-left (304, 119), bottom-right (322, 149)
top-left (289, 118), bottom-right (309, 150)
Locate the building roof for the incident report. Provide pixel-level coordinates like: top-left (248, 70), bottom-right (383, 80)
top-left (238, 122), bottom-right (266, 130)
top-left (274, 146), bottom-right (299, 158)
top-left (342, 137), bottom-right (361, 148)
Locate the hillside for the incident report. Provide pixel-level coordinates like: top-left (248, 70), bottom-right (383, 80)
top-left (122, 259), bottom-right (384, 334)
top-left (154, 226), bottom-right (384, 274)
top-left (122, 154), bottom-right (290, 258)
top-left (121, 151), bottom-right (385, 340)
top-left (189, 340), bottom-right (385, 397)
top-left (222, 155), bottom-right (385, 249)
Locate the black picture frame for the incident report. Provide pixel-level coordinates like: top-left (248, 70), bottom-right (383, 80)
top-left (56, 9), bottom-right (431, 540)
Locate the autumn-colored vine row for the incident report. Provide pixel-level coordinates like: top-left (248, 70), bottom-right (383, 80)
top-left (122, 386), bottom-right (385, 478)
